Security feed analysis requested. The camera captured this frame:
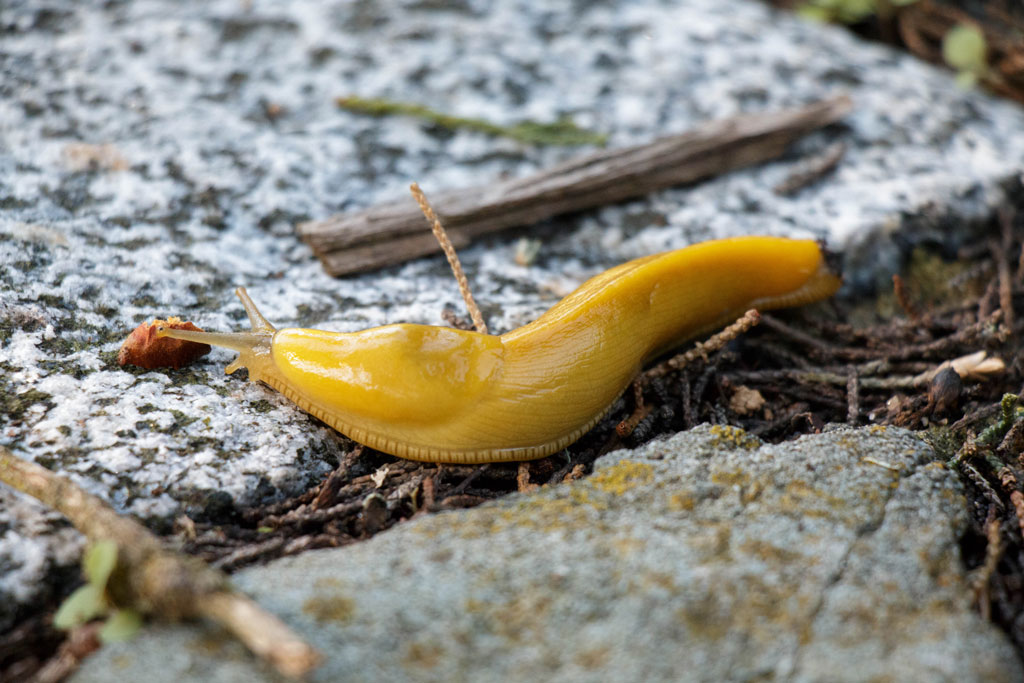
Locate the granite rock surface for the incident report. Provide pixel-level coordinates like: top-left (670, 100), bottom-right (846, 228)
top-left (72, 426), bottom-right (1024, 682)
top-left (3, 0), bottom-right (1024, 654)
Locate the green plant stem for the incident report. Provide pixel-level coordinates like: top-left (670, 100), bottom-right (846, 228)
top-left (336, 95), bottom-right (607, 146)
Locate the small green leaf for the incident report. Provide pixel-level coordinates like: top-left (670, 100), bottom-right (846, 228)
top-left (53, 584), bottom-right (106, 630)
top-left (83, 539), bottom-right (118, 589)
top-left (943, 24), bottom-right (987, 74)
top-left (796, 5), bottom-right (832, 22)
top-left (99, 609), bottom-right (143, 643)
top-left (836, 0), bottom-right (876, 23)
top-left (955, 71), bottom-right (979, 89)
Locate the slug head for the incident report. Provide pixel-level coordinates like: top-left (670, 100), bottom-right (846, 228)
top-left (155, 287), bottom-right (277, 378)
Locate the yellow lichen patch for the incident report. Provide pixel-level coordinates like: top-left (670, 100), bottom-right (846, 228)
top-left (402, 639), bottom-right (444, 669)
top-left (476, 592), bottom-right (551, 644)
top-left (778, 479), bottom-right (848, 518)
top-left (711, 468), bottom-right (751, 488)
top-left (669, 490), bottom-right (696, 511)
top-left (628, 570), bottom-right (679, 594)
top-left (445, 493), bottom-right (607, 538)
top-left (589, 460), bottom-right (655, 495)
top-left (610, 536), bottom-right (647, 558)
top-left (869, 424), bottom-right (888, 435)
top-left (674, 594), bottom-right (730, 640)
top-left (569, 486), bottom-right (609, 510)
top-left (740, 477), bottom-right (766, 504)
top-left (416, 460), bottom-right (656, 541)
top-left (676, 575), bottom-right (812, 642)
top-left (575, 647), bottom-right (610, 670)
top-left (302, 594), bottom-right (355, 624)
top-left (689, 523), bottom-right (733, 560)
top-left (512, 495), bottom-right (603, 531)
top-left (709, 424), bottom-right (761, 450)
top-left (738, 539), bottom-right (805, 565)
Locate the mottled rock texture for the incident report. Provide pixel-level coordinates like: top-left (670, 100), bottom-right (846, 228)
top-left (3, 0), bottom-right (1024, 659)
top-left (72, 426), bottom-right (1023, 682)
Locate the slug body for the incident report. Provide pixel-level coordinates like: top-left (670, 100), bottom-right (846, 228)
top-left (159, 237), bottom-right (840, 464)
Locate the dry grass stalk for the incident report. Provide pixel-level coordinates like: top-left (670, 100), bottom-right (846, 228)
top-left (410, 182), bottom-right (488, 334)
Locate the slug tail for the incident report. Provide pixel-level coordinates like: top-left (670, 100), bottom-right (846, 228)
top-left (751, 255), bottom-right (842, 312)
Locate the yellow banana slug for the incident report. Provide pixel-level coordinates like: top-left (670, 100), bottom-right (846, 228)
top-left (158, 236), bottom-right (840, 464)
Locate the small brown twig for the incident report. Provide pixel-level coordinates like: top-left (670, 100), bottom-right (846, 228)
top-left (410, 182), bottom-right (488, 334)
top-left (846, 365), bottom-right (860, 425)
top-left (644, 309), bottom-right (762, 381)
top-left (999, 467), bottom-right (1024, 541)
top-left (441, 308), bottom-right (474, 330)
top-left (892, 274), bottom-right (921, 322)
top-left (998, 209), bottom-right (1015, 332)
top-left (517, 463), bottom-right (539, 493)
top-left (972, 505), bottom-right (1004, 619)
top-left (617, 309), bottom-right (763, 437)
top-left (773, 141), bottom-right (846, 196)
top-left (314, 445), bottom-right (365, 509)
top-left (0, 447), bottom-right (321, 678)
top-left (616, 382), bottom-right (650, 438)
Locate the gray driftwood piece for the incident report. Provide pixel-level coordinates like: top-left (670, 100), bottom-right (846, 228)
top-left (297, 96), bottom-right (852, 276)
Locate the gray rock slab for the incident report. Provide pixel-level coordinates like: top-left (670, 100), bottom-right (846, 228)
top-left (4, 0), bottom-right (1024, 633)
top-left (72, 426), bottom-right (1023, 682)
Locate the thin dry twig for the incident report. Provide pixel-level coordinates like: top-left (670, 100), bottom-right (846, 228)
top-left (973, 506), bottom-right (1004, 619)
top-left (644, 309), bottom-right (762, 380)
top-left (618, 309), bottom-right (763, 437)
top-left (846, 364), bottom-right (860, 425)
top-left (999, 468), bottom-right (1024, 541)
top-left (616, 382), bottom-right (649, 437)
top-left (517, 463), bottom-right (539, 493)
top-left (892, 274), bottom-right (922, 322)
top-left (998, 210), bottom-right (1016, 332)
top-left (410, 182), bottom-right (488, 334)
top-left (0, 447), bottom-right (321, 678)
top-left (773, 141), bottom-right (846, 196)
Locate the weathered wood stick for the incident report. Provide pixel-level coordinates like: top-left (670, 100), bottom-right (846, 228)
top-left (298, 95), bottom-right (852, 276)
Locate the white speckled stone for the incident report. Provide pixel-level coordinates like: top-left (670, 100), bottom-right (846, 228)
top-left (3, 0), bottom-right (1024, 642)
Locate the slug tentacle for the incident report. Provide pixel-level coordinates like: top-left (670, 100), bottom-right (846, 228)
top-left (157, 288), bottom-right (277, 380)
top-left (161, 236), bottom-right (841, 463)
top-left (235, 286), bottom-right (276, 333)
